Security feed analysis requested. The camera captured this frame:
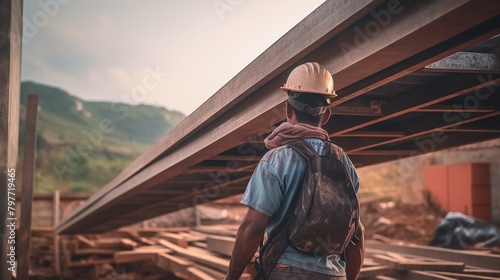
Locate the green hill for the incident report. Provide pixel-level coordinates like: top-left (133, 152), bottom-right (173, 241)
top-left (19, 81), bottom-right (185, 193)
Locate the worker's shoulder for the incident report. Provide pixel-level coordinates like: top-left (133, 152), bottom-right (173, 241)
top-left (261, 144), bottom-right (304, 163)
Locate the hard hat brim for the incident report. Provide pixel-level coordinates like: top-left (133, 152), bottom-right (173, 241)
top-left (280, 86), bottom-right (337, 97)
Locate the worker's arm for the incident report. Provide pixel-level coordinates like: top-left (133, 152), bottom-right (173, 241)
top-left (224, 207), bottom-right (270, 280)
top-left (345, 221), bottom-right (365, 280)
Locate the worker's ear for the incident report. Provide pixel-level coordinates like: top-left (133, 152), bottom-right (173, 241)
top-left (321, 108), bottom-right (331, 126)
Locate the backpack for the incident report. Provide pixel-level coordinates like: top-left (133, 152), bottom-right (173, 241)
top-left (254, 140), bottom-right (359, 279)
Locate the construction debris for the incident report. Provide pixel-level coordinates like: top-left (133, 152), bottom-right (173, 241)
top-left (32, 224), bottom-right (496, 280)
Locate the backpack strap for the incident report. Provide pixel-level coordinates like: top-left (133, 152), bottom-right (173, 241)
top-left (286, 140), bottom-right (318, 163)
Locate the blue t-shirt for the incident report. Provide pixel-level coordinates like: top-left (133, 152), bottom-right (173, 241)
top-left (241, 138), bottom-right (359, 276)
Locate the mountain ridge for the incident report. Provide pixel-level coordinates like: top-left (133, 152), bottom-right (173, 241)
top-left (19, 81), bottom-right (185, 193)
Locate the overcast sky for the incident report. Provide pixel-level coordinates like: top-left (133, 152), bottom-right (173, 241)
top-left (21, 0), bottom-right (325, 115)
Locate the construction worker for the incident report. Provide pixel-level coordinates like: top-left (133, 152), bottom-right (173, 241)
top-left (224, 62), bottom-right (364, 280)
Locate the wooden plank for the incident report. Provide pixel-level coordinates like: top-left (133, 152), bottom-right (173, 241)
top-left (372, 253), bottom-right (464, 272)
top-left (192, 242), bottom-right (208, 249)
top-left (120, 238), bottom-right (139, 249)
top-left (17, 95), bottom-right (39, 280)
top-left (73, 248), bottom-right (116, 256)
top-left (433, 271), bottom-right (500, 280)
top-left (186, 267), bottom-right (217, 280)
top-left (374, 276), bottom-right (399, 280)
top-left (398, 270), bottom-right (458, 280)
top-left (0, 0), bottom-right (22, 277)
top-left (206, 235), bottom-right (236, 257)
top-left (114, 247), bottom-right (171, 264)
top-left (155, 253), bottom-right (193, 279)
top-left (463, 269), bottom-right (500, 278)
top-left (66, 258), bottom-right (114, 268)
top-left (158, 240), bottom-right (230, 272)
top-left (359, 265), bottom-right (394, 278)
top-left (53, 190), bottom-right (61, 275)
top-left (116, 226), bottom-right (191, 234)
top-left (367, 241), bottom-right (500, 270)
top-left (178, 232), bottom-right (206, 243)
top-left (158, 232), bottom-right (188, 248)
top-left (75, 235), bottom-right (95, 248)
top-left (192, 226), bottom-right (238, 237)
top-left (336, 131), bottom-right (405, 138)
top-left (194, 265), bottom-right (226, 279)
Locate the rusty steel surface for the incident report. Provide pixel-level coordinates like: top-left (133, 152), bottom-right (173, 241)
top-left (57, 0), bottom-right (500, 234)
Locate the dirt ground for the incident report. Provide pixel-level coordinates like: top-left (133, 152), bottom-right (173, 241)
top-left (361, 197), bottom-right (446, 245)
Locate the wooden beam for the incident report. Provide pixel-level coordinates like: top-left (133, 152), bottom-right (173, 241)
top-left (0, 1), bottom-right (23, 279)
top-left (17, 95), bottom-right (39, 280)
top-left (158, 240), bottom-right (230, 272)
top-left (334, 131), bottom-right (405, 138)
top-left (359, 266), bottom-right (394, 279)
top-left (424, 52), bottom-right (500, 73)
top-left (330, 6), bottom-right (500, 107)
top-left (206, 235), bottom-right (236, 257)
top-left (186, 267), bottom-right (217, 280)
top-left (417, 104), bottom-right (497, 113)
top-left (445, 127), bottom-right (500, 133)
top-left (66, 258), bottom-right (114, 268)
top-left (462, 269), bottom-right (500, 278)
top-left (348, 150), bottom-right (416, 156)
top-left (433, 271), bottom-right (500, 280)
top-left (371, 254), bottom-right (465, 272)
top-left (114, 246), bottom-right (170, 264)
top-left (155, 253), bottom-right (193, 279)
top-left (329, 74), bottom-right (500, 136)
top-left (53, 190), bottom-right (61, 275)
top-left (398, 270), bottom-right (456, 280)
top-left (367, 241), bottom-right (500, 270)
top-left (210, 155), bottom-right (262, 162)
top-left (330, 105), bottom-right (384, 116)
top-left (83, 176), bottom-right (251, 232)
top-left (341, 111), bottom-right (500, 153)
top-left (158, 232), bottom-right (188, 248)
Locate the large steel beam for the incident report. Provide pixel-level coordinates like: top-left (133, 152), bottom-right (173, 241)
top-left (57, 0), bottom-right (384, 230)
top-left (58, 0), bottom-right (500, 233)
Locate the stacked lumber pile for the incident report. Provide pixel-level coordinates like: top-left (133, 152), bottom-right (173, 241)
top-left (60, 225), bottom-right (500, 280)
top-left (29, 227), bottom-right (58, 278)
top-left (61, 225), bottom-right (252, 279)
top-left (362, 241), bottom-right (500, 279)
